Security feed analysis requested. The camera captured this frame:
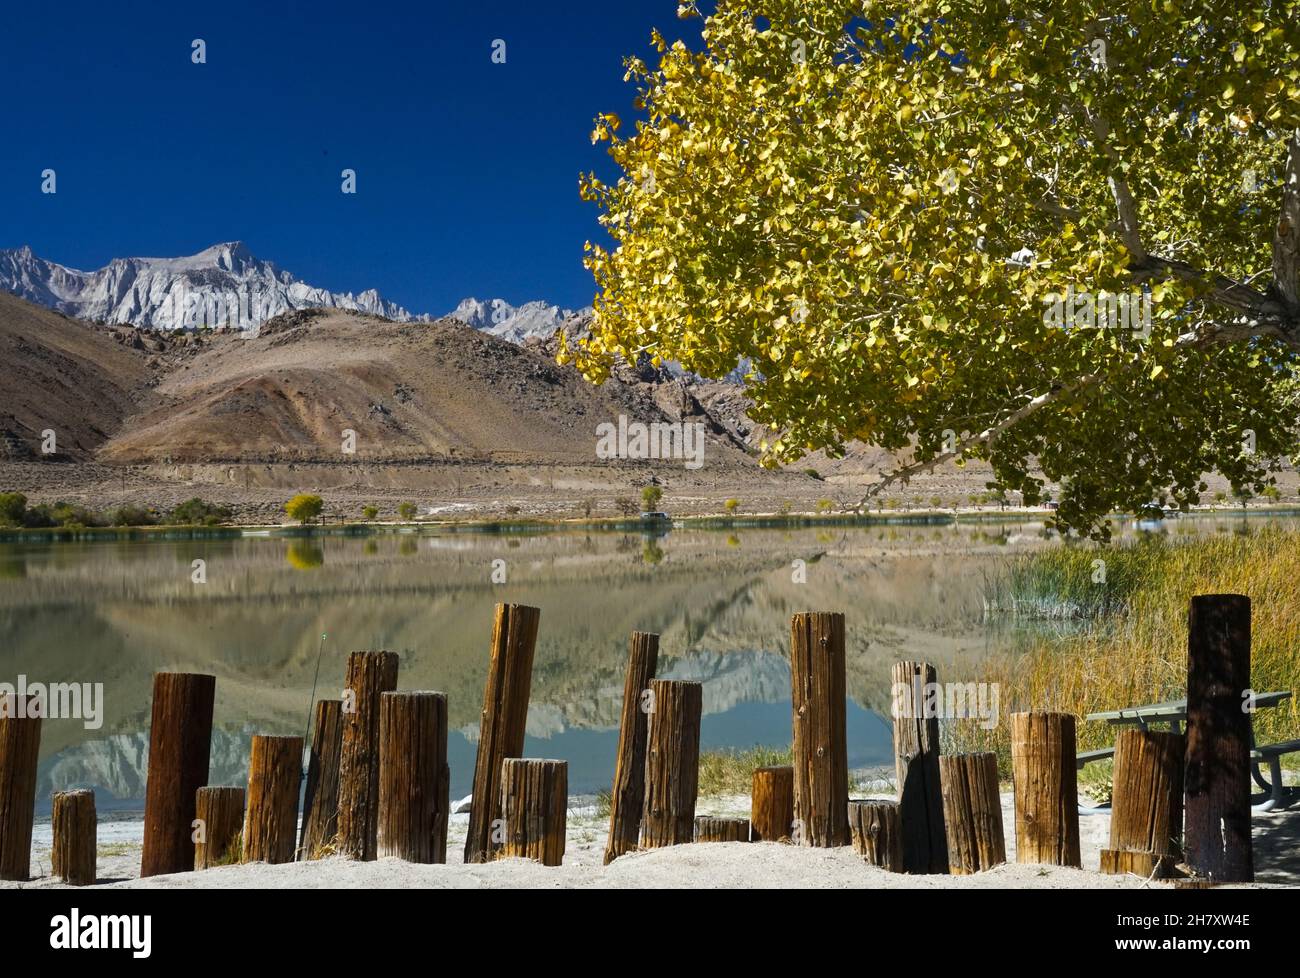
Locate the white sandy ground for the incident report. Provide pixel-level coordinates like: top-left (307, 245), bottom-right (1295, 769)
top-left (7, 790), bottom-right (1297, 889)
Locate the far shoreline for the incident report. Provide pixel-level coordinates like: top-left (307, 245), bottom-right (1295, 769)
top-left (2, 504), bottom-right (1296, 544)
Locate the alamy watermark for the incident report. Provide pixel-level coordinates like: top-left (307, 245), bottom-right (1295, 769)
top-left (596, 415), bottom-right (705, 470)
top-left (0, 677), bottom-right (104, 730)
top-left (1043, 286), bottom-right (1151, 339)
top-left (891, 676), bottom-right (1000, 730)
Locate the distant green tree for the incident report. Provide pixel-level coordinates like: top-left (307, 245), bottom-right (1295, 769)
top-left (641, 485), bottom-right (664, 510)
top-left (169, 497), bottom-right (233, 526)
top-left (362, 505), bottom-right (379, 521)
top-left (0, 492), bottom-right (26, 527)
top-left (286, 493), bottom-right (324, 524)
top-left (397, 502), bottom-right (418, 521)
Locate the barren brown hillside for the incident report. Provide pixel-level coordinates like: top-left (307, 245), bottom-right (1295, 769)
top-left (99, 308), bottom-right (752, 468)
top-left (0, 291), bottom-right (156, 459)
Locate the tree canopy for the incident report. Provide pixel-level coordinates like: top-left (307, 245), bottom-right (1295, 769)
top-left (571, 0), bottom-right (1300, 537)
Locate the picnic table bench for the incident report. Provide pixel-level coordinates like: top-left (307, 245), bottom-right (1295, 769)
top-left (1078, 691), bottom-right (1297, 811)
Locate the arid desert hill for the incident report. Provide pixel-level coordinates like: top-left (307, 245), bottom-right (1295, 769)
top-left (95, 307), bottom-right (748, 467)
top-left (0, 291), bottom-right (156, 459)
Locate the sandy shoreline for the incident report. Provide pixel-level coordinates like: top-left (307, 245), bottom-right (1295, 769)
top-left (9, 792), bottom-right (1296, 889)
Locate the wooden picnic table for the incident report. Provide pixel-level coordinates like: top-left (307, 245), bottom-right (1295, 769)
top-left (1086, 690), bottom-right (1292, 736)
top-left (1083, 690), bottom-right (1296, 810)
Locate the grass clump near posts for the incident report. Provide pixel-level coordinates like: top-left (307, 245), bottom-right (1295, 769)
top-left (697, 746), bottom-right (792, 797)
top-left (961, 526), bottom-right (1300, 771)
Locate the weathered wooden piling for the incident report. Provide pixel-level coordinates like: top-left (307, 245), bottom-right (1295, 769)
top-left (751, 765), bottom-right (795, 842)
top-left (141, 672), bottom-right (215, 878)
top-left (695, 816), bottom-right (750, 842)
top-left (298, 699), bottom-right (343, 860)
top-left (336, 650), bottom-right (400, 860)
top-left (499, 758), bottom-right (567, 866)
top-left (0, 694), bottom-right (41, 881)
top-left (1011, 711), bottom-right (1081, 867)
top-left (892, 660), bottom-right (947, 873)
top-left (603, 631), bottom-right (660, 864)
top-left (938, 752), bottom-right (1006, 874)
top-left (465, 604), bottom-right (541, 864)
top-left (1099, 728), bottom-right (1184, 878)
top-left (1184, 594), bottom-right (1253, 882)
top-left (848, 799), bottom-right (905, 871)
top-left (378, 691), bottom-right (449, 863)
top-left (242, 735), bottom-right (302, 865)
top-left (641, 679), bottom-right (702, 848)
top-left (790, 612), bottom-right (849, 847)
top-left (51, 789), bottom-right (96, 886)
top-left (195, 786), bottom-right (245, 869)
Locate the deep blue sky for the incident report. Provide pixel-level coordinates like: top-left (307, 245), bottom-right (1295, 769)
top-left (0, 0), bottom-right (699, 314)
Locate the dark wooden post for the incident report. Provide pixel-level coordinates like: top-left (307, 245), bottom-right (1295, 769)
top-left (603, 631), bottom-right (659, 864)
top-left (938, 752), bottom-right (1006, 874)
top-left (336, 650), bottom-right (400, 860)
top-left (499, 758), bottom-right (566, 866)
top-left (242, 735), bottom-right (302, 865)
top-left (892, 660), bottom-right (947, 873)
top-left (51, 789), bottom-right (96, 886)
top-left (378, 691), bottom-right (449, 863)
top-left (695, 816), bottom-right (750, 842)
top-left (1011, 711), bottom-right (1081, 867)
top-left (195, 786), bottom-right (245, 869)
top-left (465, 603), bottom-right (541, 863)
top-left (641, 679), bottom-right (702, 848)
top-left (751, 765), bottom-right (795, 842)
top-left (1100, 729), bottom-right (1184, 878)
top-left (790, 612), bottom-right (849, 847)
top-left (141, 672), bottom-right (215, 878)
top-left (0, 695), bottom-right (41, 881)
top-left (299, 699), bottom-right (343, 860)
top-left (1185, 594), bottom-right (1253, 882)
top-left (848, 799), bottom-right (905, 871)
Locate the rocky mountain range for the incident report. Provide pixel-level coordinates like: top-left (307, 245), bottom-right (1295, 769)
top-left (0, 242), bottom-right (417, 331)
top-left (0, 242), bottom-right (591, 345)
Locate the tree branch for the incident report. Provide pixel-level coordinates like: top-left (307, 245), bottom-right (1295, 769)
top-left (1273, 130), bottom-right (1300, 313)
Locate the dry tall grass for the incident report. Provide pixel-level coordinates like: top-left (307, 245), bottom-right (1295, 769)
top-left (956, 525), bottom-right (1300, 770)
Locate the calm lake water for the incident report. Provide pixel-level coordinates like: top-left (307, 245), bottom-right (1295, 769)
top-left (1, 513), bottom-right (1291, 810)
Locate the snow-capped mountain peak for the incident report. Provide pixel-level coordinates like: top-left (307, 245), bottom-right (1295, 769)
top-left (447, 296), bottom-right (592, 343)
top-left (0, 242), bottom-right (414, 331)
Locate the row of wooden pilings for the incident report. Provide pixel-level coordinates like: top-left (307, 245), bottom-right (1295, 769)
top-left (0, 595), bottom-right (1251, 881)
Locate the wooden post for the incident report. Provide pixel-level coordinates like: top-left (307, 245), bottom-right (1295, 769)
top-left (299, 699), bottom-right (343, 860)
top-left (848, 800), bottom-right (904, 871)
top-left (0, 695), bottom-right (41, 881)
top-left (499, 759), bottom-right (566, 866)
top-left (751, 765), bottom-right (795, 842)
top-left (464, 603), bottom-right (541, 863)
top-left (51, 789), bottom-right (96, 886)
top-left (141, 672), bottom-right (215, 878)
top-left (695, 816), bottom-right (750, 842)
top-left (938, 752), bottom-right (1006, 874)
top-left (641, 679), bottom-right (702, 848)
top-left (1099, 728), bottom-right (1184, 878)
top-left (892, 660), bottom-right (947, 873)
top-left (603, 631), bottom-right (659, 864)
top-left (336, 650), bottom-right (400, 860)
top-left (1010, 712), bottom-right (1081, 867)
top-left (242, 735), bottom-right (302, 865)
top-left (195, 786), bottom-right (245, 869)
top-left (790, 612), bottom-right (849, 847)
top-left (378, 691), bottom-right (449, 863)
top-left (1184, 594), bottom-right (1253, 882)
